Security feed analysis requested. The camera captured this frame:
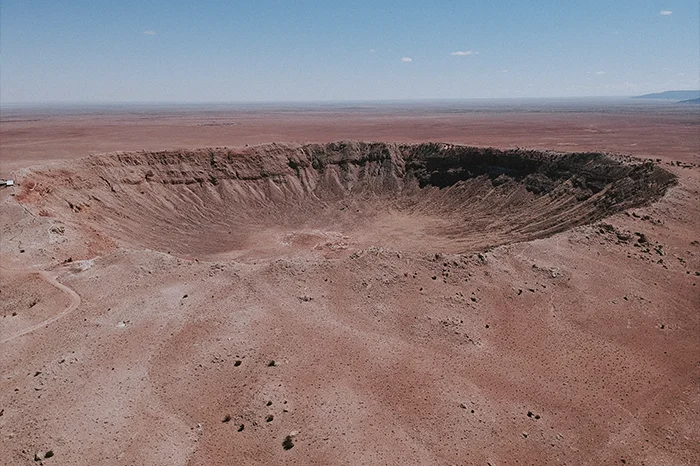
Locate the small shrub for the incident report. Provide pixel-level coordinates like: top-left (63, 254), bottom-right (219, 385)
top-left (282, 435), bottom-right (294, 450)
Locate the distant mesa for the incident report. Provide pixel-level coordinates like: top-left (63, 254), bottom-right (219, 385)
top-left (678, 97), bottom-right (700, 105)
top-left (633, 90), bottom-right (700, 101)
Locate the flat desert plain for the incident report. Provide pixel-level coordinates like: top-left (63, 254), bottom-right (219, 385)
top-left (1, 100), bottom-right (698, 465)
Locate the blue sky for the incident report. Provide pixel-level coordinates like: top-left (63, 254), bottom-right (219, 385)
top-left (1, 0), bottom-right (698, 102)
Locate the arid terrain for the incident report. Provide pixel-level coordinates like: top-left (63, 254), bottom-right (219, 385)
top-left (1, 101), bottom-right (698, 465)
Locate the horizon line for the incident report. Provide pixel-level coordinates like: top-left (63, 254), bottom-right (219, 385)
top-left (0, 94), bottom-right (666, 107)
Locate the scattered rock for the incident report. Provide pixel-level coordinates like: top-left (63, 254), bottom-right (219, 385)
top-left (282, 435), bottom-right (295, 450)
top-left (222, 415), bottom-right (231, 423)
top-left (616, 231), bottom-right (631, 242)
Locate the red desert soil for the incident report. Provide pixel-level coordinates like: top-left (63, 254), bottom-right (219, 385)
top-left (1, 104), bottom-right (699, 465)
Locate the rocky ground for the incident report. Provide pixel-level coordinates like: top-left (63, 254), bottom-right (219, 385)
top-left (1, 104), bottom-right (698, 465)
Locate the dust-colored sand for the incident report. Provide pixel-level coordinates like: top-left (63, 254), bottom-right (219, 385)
top-left (1, 103), bottom-right (698, 465)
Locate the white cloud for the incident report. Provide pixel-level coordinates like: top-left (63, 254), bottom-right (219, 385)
top-left (369, 49), bottom-right (376, 53)
top-left (143, 30), bottom-right (157, 36)
top-left (401, 57), bottom-right (413, 63)
top-left (595, 71), bottom-right (607, 75)
top-left (500, 69), bottom-right (509, 73)
top-left (450, 50), bottom-right (478, 56)
top-left (659, 10), bottom-right (672, 16)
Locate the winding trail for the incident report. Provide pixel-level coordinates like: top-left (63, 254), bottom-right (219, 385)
top-left (0, 267), bottom-right (81, 344)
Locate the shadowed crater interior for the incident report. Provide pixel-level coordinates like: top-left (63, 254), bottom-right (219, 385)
top-left (18, 141), bottom-right (675, 260)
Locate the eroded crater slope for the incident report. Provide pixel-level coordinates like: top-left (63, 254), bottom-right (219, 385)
top-left (16, 142), bottom-right (675, 259)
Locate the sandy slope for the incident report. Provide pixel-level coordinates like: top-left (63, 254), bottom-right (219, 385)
top-left (0, 107), bottom-right (698, 465)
